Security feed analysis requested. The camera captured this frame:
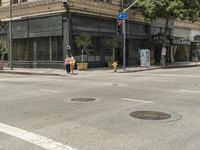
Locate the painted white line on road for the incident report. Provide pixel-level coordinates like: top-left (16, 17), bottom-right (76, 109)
top-left (150, 79), bottom-right (175, 83)
top-left (179, 89), bottom-right (200, 93)
top-left (122, 98), bottom-right (153, 104)
top-left (0, 122), bottom-right (77, 150)
top-left (39, 89), bottom-right (64, 94)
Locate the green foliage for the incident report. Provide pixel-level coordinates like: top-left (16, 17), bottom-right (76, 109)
top-left (134, 0), bottom-right (200, 65)
top-left (103, 38), bottom-right (119, 50)
top-left (75, 33), bottom-right (92, 51)
top-left (75, 33), bottom-right (92, 63)
top-left (137, 0), bottom-right (200, 22)
top-left (180, 0), bottom-right (200, 21)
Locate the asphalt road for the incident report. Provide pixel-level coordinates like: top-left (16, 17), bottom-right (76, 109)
top-left (0, 67), bottom-right (200, 150)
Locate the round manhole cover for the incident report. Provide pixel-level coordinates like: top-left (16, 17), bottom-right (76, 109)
top-left (130, 111), bottom-right (171, 120)
top-left (71, 98), bottom-right (96, 102)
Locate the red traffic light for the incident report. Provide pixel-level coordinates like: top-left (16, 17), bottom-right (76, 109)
top-left (117, 20), bottom-right (122, 27)
top-left (117, 20), bottom-right (122, 33)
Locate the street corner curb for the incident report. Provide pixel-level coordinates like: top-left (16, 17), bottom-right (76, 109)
top-left (118, 67), bottom-right (161, 73)
top-left (0, 70), bottom-right (62, 76)
top-left (162, 64), bottom-right (200, 69)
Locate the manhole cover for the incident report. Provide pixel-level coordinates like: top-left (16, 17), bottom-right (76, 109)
top-left (112, 84), bottom-right (118, 86)
top-left (71, 98), bottom-right (96, 102)
top-left (130, 111), bottom-right (171, 120)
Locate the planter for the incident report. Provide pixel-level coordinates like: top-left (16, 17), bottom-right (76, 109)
top-left (77, 63), bottom-right (88, 70)
top-left (192, 57), bottom-right (198, 62)
top-left (0, 61), bottom-right (4, 70)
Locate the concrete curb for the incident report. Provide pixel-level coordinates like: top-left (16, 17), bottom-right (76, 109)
top-left (163, 64), bottom-right (200, 69)
top-left (0, 64), bottom-right (200, 76)
top-left (0, 70), bottom-right (62, 76)
top-left (118, 64), bottom-right (200, 73)
top-left (118, 67), bottom-right (161, 73)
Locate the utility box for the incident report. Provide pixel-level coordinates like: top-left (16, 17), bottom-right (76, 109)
top-left (140, 49), bottom-right (150, 68)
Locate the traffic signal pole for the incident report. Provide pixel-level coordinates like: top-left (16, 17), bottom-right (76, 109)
top-left (122, 0), bottom-right (140, 70)
top-left (122, 18), bottom-right (126, 70)
top-left (9, 0), bottom-right (13, 70)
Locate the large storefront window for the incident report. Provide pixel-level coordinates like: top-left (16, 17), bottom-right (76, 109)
top-left (72, 36), bottom-right (112, 63)
top-left (191, 42), bottom-right (200, 60)
top-left (174, 45), bottom-right (190, 62)
top-left (13, 39), bottom-right (34, 61)
top-left (13, 36), bottom-right (63, 61)
top-left (0, 35), bottom-right (7, 56)
top-left (36, 37), bottom-right (50, 61)
top-left (51, 37), bottom-right (63, 61)
top-left (72, 36), bottom-right (104, 62)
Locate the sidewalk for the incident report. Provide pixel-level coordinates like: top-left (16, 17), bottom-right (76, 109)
top-left (0, 62), bottom-right (200, 76)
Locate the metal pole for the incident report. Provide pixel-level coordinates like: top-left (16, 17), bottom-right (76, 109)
top-left (9, 0), bottom-right (13, 69)
top-left (122, 17), bottom-right (126, 70)
top-left (124, 0), bottom-right (140, 12)
top-left (122, 0), bottom-right (140, 70)
top-left (33, 41), bottom-right (37, 68)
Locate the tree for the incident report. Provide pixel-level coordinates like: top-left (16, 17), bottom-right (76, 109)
top-left (137, 0), bottom-right (200, 66)
top-left (75, 33), bottom-right (92, 63)
top-left (103, 38), bottom-right (119, 62)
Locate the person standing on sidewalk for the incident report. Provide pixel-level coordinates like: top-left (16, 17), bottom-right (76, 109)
top-left (70, 56), bottom-right (75, 75)
top-left (64, 55), bottom-right (71, 74)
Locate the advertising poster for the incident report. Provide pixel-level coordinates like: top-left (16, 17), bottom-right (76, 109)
top-left (161, 47), bottom-right (167, 56)
top-left (140, 49), bottom-right (150, 68)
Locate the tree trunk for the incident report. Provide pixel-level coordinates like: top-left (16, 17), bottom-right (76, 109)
top-left (160, 18), bottom-right (169, 66)
top-left (81, 49), bottom-right (84, 63)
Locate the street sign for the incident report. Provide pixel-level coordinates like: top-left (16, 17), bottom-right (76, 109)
top-left (117, 12), bottom-right (128, 20)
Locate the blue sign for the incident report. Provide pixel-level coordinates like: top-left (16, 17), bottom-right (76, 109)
top-left (117, 12), bottom-right (128, 20)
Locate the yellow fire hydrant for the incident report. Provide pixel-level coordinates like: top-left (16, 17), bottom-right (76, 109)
top-left (112, 62), bottom-right (118, 72)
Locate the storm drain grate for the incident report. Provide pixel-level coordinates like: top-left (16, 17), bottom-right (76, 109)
top-left (130, 111), bottom-right (171, 120)
top-left (71, 98), bottom-right (96, 102)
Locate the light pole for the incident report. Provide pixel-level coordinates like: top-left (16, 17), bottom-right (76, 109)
top-left (9, 0), bottom-right (13, 69)
top-left (62, 0), bottom-right (70, 56)
top-left (122, 0), bottom-right (140, 70)
top-left (122, 18), bottom-right (126, 70)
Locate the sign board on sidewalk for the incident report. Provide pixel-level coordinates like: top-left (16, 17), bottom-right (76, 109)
top-left (117, 12), bottom-right (128, 20)
top-left (161, 47), bottom-right (167, 56)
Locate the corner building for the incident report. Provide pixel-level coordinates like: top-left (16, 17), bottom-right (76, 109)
top-left (0, 0), bottom-right (150, 68)
top-left (0, 0), bottom-right (199, 68)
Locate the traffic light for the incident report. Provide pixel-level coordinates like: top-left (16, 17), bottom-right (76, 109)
top-left (117, 20), bottom-right (122, 33)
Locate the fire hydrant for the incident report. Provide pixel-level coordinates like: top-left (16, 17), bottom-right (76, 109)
top-left (112, 62), bottom-right (118, 72)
